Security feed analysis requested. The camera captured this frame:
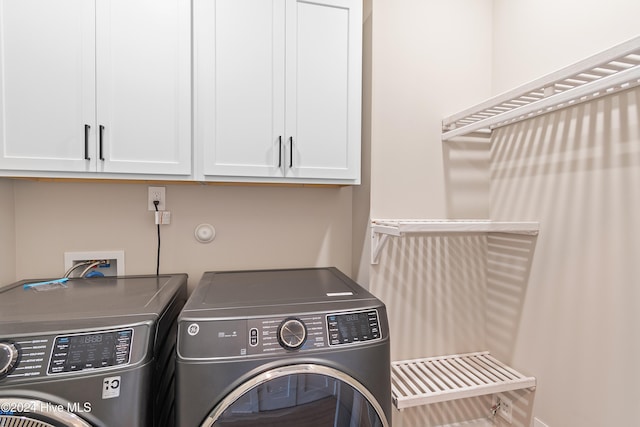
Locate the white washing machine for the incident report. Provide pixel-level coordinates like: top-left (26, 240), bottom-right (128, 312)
top-left (0, 274), bottom-right (187, 427)
top-left (176, 267), bottom-right (391, 426)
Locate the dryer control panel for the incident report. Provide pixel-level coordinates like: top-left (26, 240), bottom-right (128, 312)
top-left (247, 314), bottom-right (326, 354)
top-left (179, 309), bottom-right (383, 360)
top-left (326, 310), bottom-right (381, 346)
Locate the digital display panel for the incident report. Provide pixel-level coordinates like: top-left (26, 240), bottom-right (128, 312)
top-left (327, 310), bottom-right (380, 346)
top-left (48, 329), bottom-right (133, 374)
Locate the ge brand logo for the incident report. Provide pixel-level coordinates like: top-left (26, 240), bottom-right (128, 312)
top-left (187, 323), bottom-right (200, 336)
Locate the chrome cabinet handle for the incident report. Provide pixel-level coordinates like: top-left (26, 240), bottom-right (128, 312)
top-left (99, 125), bottom-right (105, 161)
top-left (278, 136), bottom-right (282, 168)
top-left (84, 125), bottom-right (91, 160)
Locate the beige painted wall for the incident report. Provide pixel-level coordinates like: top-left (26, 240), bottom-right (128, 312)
top-left (369, 0), bottom-right (493, 220)
top-left (366, 1), bottom-right (494, 425)
top-left (0, 179), bottom-right (15, 284)
top-left (352, 0), bottom-right (373, 286)
top-left (490, 2), bottom-right (640, 425)
top-left (492, 0), bottom-right (640, 94)
top-left (366, 1), bottom-right (640, 426)
top-left (10, 181), bottom-right (353, 289)
top-left (490, 90), bottom-right (640, 427)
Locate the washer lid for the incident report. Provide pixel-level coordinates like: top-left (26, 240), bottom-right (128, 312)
top-left (184, 268), bottom-right (380, 315)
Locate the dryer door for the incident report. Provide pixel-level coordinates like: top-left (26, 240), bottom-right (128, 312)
top-left (201, 364), bottom-right (389, 427)
top-left (0, 397), bottom-right (92, 427)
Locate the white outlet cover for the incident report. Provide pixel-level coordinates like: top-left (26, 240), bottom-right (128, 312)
top-left (148, 186), bottom-right (166, 211)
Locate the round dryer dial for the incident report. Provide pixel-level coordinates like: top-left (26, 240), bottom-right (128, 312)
top-left (277, 318), bottom-right (307, 350)
top-left (0, 342), bottom-right (19, 379)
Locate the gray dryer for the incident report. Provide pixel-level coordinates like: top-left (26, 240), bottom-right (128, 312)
top-left (176, 267), bottom-right (391, 427)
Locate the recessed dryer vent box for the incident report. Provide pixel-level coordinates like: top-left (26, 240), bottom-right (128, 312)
top-left (64, 250), bottom-right (125, 277)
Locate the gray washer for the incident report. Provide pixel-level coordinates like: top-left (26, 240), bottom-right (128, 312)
top-left (176, 267), bottom-right (391, 427)
top-left (0, 274), bottom-right (187, 427)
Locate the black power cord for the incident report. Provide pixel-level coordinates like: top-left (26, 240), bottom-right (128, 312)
top-left (154, 200), bottom-right (160, 275)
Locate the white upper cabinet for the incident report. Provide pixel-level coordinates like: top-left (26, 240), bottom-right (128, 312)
top-left (95, 0), bottom-right (191, 176)
top-left (0, 0), bottom-right (95, 173)
top-left (195, 0), bottom-right (362, 184)
top-left (0, 0), bottom-right (191, 177)
top-left (196, 0), bottom-right (286, 179)
top-left (284, 0), bottom-right (361, 181)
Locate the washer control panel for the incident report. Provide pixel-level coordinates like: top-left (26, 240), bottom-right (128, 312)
top-left (0, 342), bottom-right (19, 378)
top-left (0, 327), bottom-right (139, 382)
top-left (48, 329), bottom-right (133, 374)
top-left (0, 337), bottom-right (49, 380)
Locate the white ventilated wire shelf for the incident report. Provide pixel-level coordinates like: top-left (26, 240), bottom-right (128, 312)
top-left (391, 351), bottom-right (536, 410)
top-left (372, 219), bottom-right (539, 235)
top-left (442, 35), bottom-right (640, 141)
top-left (370, 219), bottom-right (539, 264)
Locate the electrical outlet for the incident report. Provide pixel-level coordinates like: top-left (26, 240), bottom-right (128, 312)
top-left (148, 186), bottom-right (166, 211)
top-left (493, 395), bottom-right (513, 424)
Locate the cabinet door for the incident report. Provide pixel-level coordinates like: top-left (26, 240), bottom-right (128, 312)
top-left (197, 0), bottom-right (286, 178)
top-left (0, 0), bottom-right (96, 172)
top-left (96, 0), bottom-right (191, 176)
top-left (284, 0), bottom-right (361, 182)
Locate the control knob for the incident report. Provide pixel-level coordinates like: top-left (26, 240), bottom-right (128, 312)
top-left (277, 318), bottom-right (307, 350)
top-left (0, 342), bottom-right (19, 379)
